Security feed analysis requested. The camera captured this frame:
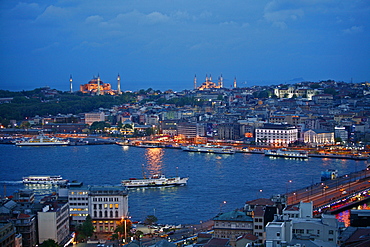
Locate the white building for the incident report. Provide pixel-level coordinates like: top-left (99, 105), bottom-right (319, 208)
top-left (84, 112), bottom-right (105, 125)
top-left (89, 186), bottom-right (129, 233)
top-left (64, 185), bottom-right (129, 234)
top-left (266, 202), bottom-right (338, 247)
top-left (37, 202), bottom-right (70, 245)
top-left (303, 129), bottom-right (335, 146)
top-left (255, 123), bottom-right (298, 146)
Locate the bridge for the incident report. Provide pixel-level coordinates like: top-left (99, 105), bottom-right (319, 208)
top-left (285, 167), bottom-right (370, 214)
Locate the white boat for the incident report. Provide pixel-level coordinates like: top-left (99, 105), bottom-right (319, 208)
top-left (264, 149), bottom-right (308, 159)
top-left (16, 133), bottom-right (69, 146)
top-left (22, 175), bottom-right (69, 185)
top-left (181, 144), bottom-right (236, 154)
top-left (122, 174), bottom-right (189, 188)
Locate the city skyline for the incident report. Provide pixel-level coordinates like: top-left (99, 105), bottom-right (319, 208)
top-left (0, 0), bottom-right (369, 92)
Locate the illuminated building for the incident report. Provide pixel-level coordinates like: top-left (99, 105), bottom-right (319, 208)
top-left (66, 185), bottom-right (128, 234)
top-left (303, 129), bottom-right (334, 146)
top-left (197, 74), bottom-right (223, 90)
top-left (255, 123), bottom-right (298, 147)
top-left (79, 76), bottom-right (113, 95)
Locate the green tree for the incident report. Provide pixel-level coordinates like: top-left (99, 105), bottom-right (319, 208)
top-left (76, 215), bottom-right (94, 241)
top-left (39, 239), bottom-right (59, 247)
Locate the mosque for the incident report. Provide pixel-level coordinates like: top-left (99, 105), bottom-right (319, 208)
top-left (69, 74), bottom-right (122, 95)
top-left (195, 74), bottom-right (237, 90)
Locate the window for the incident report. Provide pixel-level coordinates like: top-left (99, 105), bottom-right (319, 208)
top-left (329, 230), bottom-right (334, 235)
top-left (276, 232), bottom-right (280, 237)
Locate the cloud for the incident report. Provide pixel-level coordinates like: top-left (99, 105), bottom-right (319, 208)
top-left (264, 0), bottom-right (304, 29)
top-left (342, 25), bottom-right (364, 34)
top-left (85, 15), bottom-right (104, 24)
top-left (9, 2), bottom-right (42, 20)
top-left (145, 11), bottom-right (170, 24)
top-left (35, 5), bottom-right (71, 25)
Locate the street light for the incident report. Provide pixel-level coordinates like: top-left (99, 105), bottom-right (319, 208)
top-left (219, 201), bottom-right (227, 213)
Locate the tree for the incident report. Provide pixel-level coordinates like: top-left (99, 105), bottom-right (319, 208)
top-left (114, 219), bottom-right (132, 243)
top-left (76, 215), bottom-right (94, 242)
top-left (144, 215), bottom-right (158, 225)
top-left (39, 239), bottom-right (59, 247)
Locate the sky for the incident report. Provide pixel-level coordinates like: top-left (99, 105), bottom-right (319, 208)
top-left (0, 0), bottom-right (369, 92)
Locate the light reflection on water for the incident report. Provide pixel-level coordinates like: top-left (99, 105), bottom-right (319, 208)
top-left (144, 148), bottom-right (164, 176)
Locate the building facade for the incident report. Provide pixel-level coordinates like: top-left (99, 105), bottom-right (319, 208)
top-left (213, 210), bottom-right (253, 247)
top-left (37, 202), bottom-right (70, 245)
top-left (255, 124), bottom-right (298, 146)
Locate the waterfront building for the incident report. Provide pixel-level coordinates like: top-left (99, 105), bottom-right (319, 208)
top-left (37, 201), bottom-right (70, 245)
top-left (302, 129), bottom-right (335, 146)
top-left (217, 123), bottom-right (241, 140)
top-left (89, 186), bottom-right (128, 233)
top-left (177, 122), bottom-right (205, 138)
top-left (42, 123), bottom-right (87, 133)
top-left (255, 123), bottom-right (298, 146)
top-left (84, 112), bottom-right (105, 126)
top-left (213, 210), bottom-right (253, 247)
top-left (65, 185), bottom-right (129, 234)
top-left (334, 126), bottom-right (348, 142)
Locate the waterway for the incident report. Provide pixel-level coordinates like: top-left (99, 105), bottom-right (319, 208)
top-left (0, 144), bottom-right (368, 225)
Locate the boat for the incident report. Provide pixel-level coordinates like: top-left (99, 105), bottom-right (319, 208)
top-left (15, 133), bottom-right (69, 146)
top-left (181, 144), bottom-right (236, 154)
top-left (122, 174), bottom-right (189, 188)
top-left (264, 148), bottom-right (308, 159)
top-left (22, 175), bottom-right (69, 185)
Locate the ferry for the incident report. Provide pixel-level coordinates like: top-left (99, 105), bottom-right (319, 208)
top-left (122, 174), bottom-right (189, 188)
top-left (264, 148), bottom-right (308, 159)
top-left (16, 133), bottom-right (69, 146)
top-left (22, 175), bottom-right (69, 185)
top-left (181, 144), bottom-right (236, 154)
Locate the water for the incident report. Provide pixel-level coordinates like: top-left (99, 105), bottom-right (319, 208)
top-left (0, 144), bottom-right (367, 224)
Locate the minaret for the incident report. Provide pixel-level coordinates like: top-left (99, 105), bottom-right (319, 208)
top-left (117, 74), bottom-right (121, 95)
top-left (194, 75), bottom-right (197, 89)
top-left (69, 75), bottom-right (73, 93)
top-left (219, 74), bottom-right (223, 88)
top-left (97, 74), bottom-right (101, 95)
top-left (233, 77), bottom-right (237, 88)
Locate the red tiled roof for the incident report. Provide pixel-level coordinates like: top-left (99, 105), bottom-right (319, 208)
top-left (237, 233), bottom-right (258, 241)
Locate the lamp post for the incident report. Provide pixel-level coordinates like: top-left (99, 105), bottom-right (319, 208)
top-left (219, 201), bottom-right (226, 213)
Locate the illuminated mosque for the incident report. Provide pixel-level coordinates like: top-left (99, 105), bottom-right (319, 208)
top-left (74, 74), bottom-right (122, 95)
top-left (195, 74), bottom-right (237, 90)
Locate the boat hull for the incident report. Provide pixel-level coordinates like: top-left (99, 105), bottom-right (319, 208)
top-left (122, 176), bottom-right (189, 188)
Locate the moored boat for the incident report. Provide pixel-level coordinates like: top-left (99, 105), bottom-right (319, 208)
top-left (22, 175), bottom-right (69, 185)
top-left (15, 133), bottom-right (69, 146)
top-left (264, 148), bottom-right (308, 159)
top-left (122, 174), bottom-right (189, 188)
top-left (181, 144), bottom-right (236, 154)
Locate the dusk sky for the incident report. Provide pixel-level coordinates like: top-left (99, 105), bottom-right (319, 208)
top-left (1, 0), bottom-right (369, 92)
